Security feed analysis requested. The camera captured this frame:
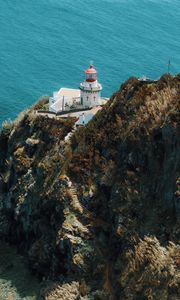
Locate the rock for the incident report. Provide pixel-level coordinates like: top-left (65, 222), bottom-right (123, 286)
top-left (26, 137), bottom-right (40, 146)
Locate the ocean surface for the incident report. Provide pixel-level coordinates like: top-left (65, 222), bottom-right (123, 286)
top-left (0, 0), bottom-right (180, 125)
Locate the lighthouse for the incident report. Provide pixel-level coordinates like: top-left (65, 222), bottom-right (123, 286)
top-left (49, 63), bottom-right (107, 114)
top-left (79, 64), bottom-right (102, 108)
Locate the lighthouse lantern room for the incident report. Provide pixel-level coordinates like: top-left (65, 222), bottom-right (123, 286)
top-left (80, 64), bottom-right (102, 108)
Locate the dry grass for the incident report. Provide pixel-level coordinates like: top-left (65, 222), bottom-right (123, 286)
top-left (123, 86), bottom-right (179, 140)
top-left (120, 236), bottom-right (180, 299)
top-left (41, 281), bottom-right (80, 300)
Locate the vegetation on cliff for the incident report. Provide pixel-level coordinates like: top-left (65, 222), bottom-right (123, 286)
top-left (0, 74), bottom-right (179, 299)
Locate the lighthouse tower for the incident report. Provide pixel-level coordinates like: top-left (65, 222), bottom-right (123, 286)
top-left (80, 64), bottom-right (102, 108)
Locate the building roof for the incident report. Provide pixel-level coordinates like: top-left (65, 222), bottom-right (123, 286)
top-left (76, 113), bottom-right (94, 125)
top-left (57, 88), bottom-right (80, 98)
top-left (75, 106), bottom-right (102, 125)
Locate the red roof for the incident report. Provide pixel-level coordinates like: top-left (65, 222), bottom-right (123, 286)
top-left (85, 64), bottom-right (97, 74)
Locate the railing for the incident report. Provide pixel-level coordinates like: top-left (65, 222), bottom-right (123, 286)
top-left (79, 83), bottom-right (102, 92)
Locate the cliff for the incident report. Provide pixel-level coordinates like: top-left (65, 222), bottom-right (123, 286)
top-left (0, 74), bottom-right (180, 299)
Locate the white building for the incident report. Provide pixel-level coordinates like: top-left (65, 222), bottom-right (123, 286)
top-left (49, 64), bottom-right (105, 113)
top-left (49, 88), bottom-right (81, 113)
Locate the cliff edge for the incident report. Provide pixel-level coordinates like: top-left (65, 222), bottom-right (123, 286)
top-left (0, 74), bottom-right (180, 299)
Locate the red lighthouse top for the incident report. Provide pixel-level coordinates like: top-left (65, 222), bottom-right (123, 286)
top-left (84, 64), bottom-right (97, 82)
top-left (85, 64), bottom-right (97, 74)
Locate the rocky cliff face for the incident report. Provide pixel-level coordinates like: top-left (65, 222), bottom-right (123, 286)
top-left (0, 74), bottom-right (180, 299)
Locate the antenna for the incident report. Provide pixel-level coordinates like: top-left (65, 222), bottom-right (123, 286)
top-left (167, 59), bottom-right (171, 74)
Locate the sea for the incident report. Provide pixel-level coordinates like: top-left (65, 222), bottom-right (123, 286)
top-left (0, 0), bottom-right (180, 125)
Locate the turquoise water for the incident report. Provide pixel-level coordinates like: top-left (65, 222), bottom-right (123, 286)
top-left (0, 0), bottom-right (180, 125)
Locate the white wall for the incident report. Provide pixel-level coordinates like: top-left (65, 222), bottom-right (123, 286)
top-left (81, 90), bottom-right (101, 107)
top-left (49, 97), bottom-right (56, 111)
